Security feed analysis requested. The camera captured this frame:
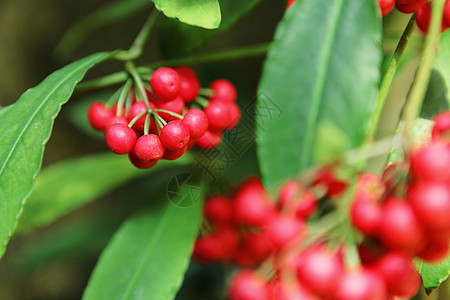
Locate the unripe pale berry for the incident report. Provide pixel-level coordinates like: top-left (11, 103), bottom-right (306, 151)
top-left (105, 124), bottom-right (137, 155)
top-left (150, 67), bottom-right (181, 101)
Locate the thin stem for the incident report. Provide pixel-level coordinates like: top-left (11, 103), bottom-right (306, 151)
top-left (126, 61), bottom-right (151, 108)
top-left (402, 0), bottom-right (445, 148)
top-left (112, 10), bottom-right (161, 61)
top-left (128, 111), bottom-right (147, 128)
top-left (75, 43), bottom-right (269, 93)
top-left (152, 109), bottom-right (183, 119)
top-left (116, 79), bottom-right (132, 116)
top-left (195, 96), bottom-right (210, 107)
top-left (199, 88), bottom-right (214, 97)
top-left (367, 15), bottom-right (417, 141)
top-left (153, 114), bottom-right (162, 135)
top-left (144, 113), bottom-right (151, 135)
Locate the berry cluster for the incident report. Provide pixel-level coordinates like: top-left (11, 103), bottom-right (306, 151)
top-left (193, 111), bottom-right (450, 299)
top-left (86, 66), bottom-right (240, 169)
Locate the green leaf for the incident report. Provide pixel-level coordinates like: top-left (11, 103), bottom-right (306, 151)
top-left (54, 0), bottom-right (149, 58)
top-left (0, 52), bottom-right (111, 259)
top-left (256, 0), bottom-right (381, 192)
top-left (152, 0), bottom-right (221, 29)
top-left (83, 180), bottom-right (204, 300)
top-left (420, 31), bottom-right (450, 119)
top-left (158, 0), bottom-right (262, 57)
top-left (417, 255), bottom-right (450, 295)
top-left (313, 120), bottom-right (351, 165)
top-left (17, 152), bottom-right (193, 234)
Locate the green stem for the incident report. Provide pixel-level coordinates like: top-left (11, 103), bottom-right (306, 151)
top-left (112, 10), bottom-right (160, 61)
top-left (195, 96), bottom-right (210, 107)
top-left (152, 109), bottom-right (183, 119)
top-left (128, 111), bottom-right (147, 128)
top-left (75, 43), bottom-right (269, 93)
top-left (144, 113), bottom-right (151, 135)
top-left (367, 15), bottom-right (417, 141)
top-left (199, 88), bottom-right (214, 97)
top-left (116, 79), bottom-right (132, 116)
top-left (402, 0), bottom-right (445, 148)
top-left (126, 61), bottom-right (151, 108)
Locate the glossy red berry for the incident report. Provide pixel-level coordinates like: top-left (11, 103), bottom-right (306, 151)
top-left (128, 150), bottom-right (158, 169)
top-left (378, 0), bottom-right (395, 16)
top-left (376, 252), bottom-right (421, 298)
top-left (229, 271), bottom-right (269, 300)
top-left (225, 103), bottom-right (241, 131)
top-left (278, 180), bottom-right (317, 220)
top-left (215, 226), bottom-right (239, 262)
top-left (296, 247), bottom-right (342, 296)
top-left (265, 215), bottom-right (305, 249)
top-left (133, 134), bottom-right (165, 162)
top-left (193, 235), bottom-right (224, 264)
top-left (160, 120), bottom-right (190, 150)
top-left (87, 101), bottom-right (113, 131)
top-left (354, 173), bottom-right (385, 203)
top-left (335, 268), bottom-right (387, 300)
top-left (233, 178), bottom-right (275, 227)
top-left (153, 96), bottom-right (184, 121)
top-left (182, 108), bottom-right (209, 139)
top-left (162, 145), bottom-right (187, 160)
top-left (105, 124), bottom-right (137, 154)
top-left (419, 239), bottom-right (450, 262)
top-left (209, 79), bottom-right (237, 102)
top-left (203, 195), bottom-right (233, 224)
top-left (409, 142), bottom-right (450, 184)
top-left (240, 231), bottom-right (274, 262)
top-left (174, 66), bottom-right (200, 102)
top-left (351, 198), bottom-right (382, 236)
top-left (313, 167), bottom-right (348, 197)
top-left (104, 116), bottom-right (128, 130)
top-left (149, 67), bottom-right (180, 101)
top-left (432, 111), bottom-right (450, 140)
top-left (128, 101), bottom-right (155, 131)
top-left (395, 0), bottom-right (427, 14)
top-left (203, 100), bottom-right (231, 132)
top-left (377, 199), bottom-right (424, 251)
top-left (416, 2), bottom-right (448, 33)
top-left (195, 129), bottom-right (222, 149)
top-left (409, 183), bottom-right (450, 232)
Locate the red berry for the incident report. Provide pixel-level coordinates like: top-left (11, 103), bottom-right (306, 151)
top-left (203, 195), bottom-right (233, 224)
top-left (296, 247), bottom-right (342, 296)
top-left (229, 271), bottom-right (269, 300)
top-left (215, 225), bottom-right (239, 262)
top-left (278, 180), bottom-right (317, 219)
top-left (354, 173), bottom-right (385, 203)
top-left (128, 151), bottom-right (158, 169)
top-left (376, 252), bottom-right (420, 298)
top-left (377, 199), bottom-right (425, 251)
top-left (105, 124), bottom-right (137, 154)
top-left (160, 120), bottom-right (190, 150)
top-left (265, 215), bottom-right (305, 249)
top-left (133, 134), bottom-right (165, 162)
top-left (335, 268), bottom-right (387, 300)
top-left (410, 142), bottom-right (450, 184)
top-left (182, 108), bottom-right (209, 139)
top-left (240, 231), bottom-right (274, 262)
top-left (444, 0), bottom-right (450, 27)
top-left (432, 110), bottom-right (450, 140)
top-left (378, 0), bottom-right (395, 16)
top-left (203, 100), bottom-right (231, 132)
top-left (87, 101), bottom-right (113, 131)
top-left (196, 129), bottom-right (222, 149)
top-left (233, 177), bottom-right (275, 227)
top-left (104, 116), bottom-right (128, 130)
top-left (395, 0), bottom-right (427, 14)
top-left (174, 66), bottom-right (200, 102)
top-left (286, 0), bottom-right (296, 10)
top-left (163, 145), bottom-right (187, 160)
top-left (313, 167), bottom-right (348, 197)
top-left (209, 79), bottom-right (237, 102)
top-left (193, 235), bottom-right (224, 264)
top-left (128, 101), bottom-right (155, 131)
top-left (416, 2), bottom-right (448, 33)
top-left (225, 103), bottom-right (241, 131)
top-left (149, 67), bottom-right (181, 101)
top-left (153, 96), bottom-right (184, 121)
top-left (409, 183), bottom-right (450, 233)
top-left (351, 198), bottom-right (382, 236)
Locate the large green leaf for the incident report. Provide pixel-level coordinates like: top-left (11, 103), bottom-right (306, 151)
top-left (54, 0), bottom-right (149, 58)
top-left (256, 0), bottom-right (381, 191)
top-left (158, 0), bottom-right (262, 57)
top-left (417, 255), bottom-right (450, 295)
top-left (83, 181), bottom-right (204, 300)
top-left (0, 52), bottom-right (111, 259)
top-left (17, 153), bottom-right (192, 234)
top-left (420, 30), bottom-right (450, 119)
top-left (152, 0), bottom-right (221, 29)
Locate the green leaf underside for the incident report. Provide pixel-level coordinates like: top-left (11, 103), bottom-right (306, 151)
top-left (256, 0), bottom-right (381, 192)
top-left (158, 0), bottom-right (261, 57)
top-left (152, 0), bottom-right (221, 29)
top-left (82, 186), bottom-right (204, 300)
top-left (0, 52), bottom-right (111, 259)
top-left (420, 30), bottom-right (450, 119)
top-left (54, 0), bottom-right (149, 57)
top-left (417, 255), bottom-right (450, 295)
top-left (17, 152), bottom-right (193, 234)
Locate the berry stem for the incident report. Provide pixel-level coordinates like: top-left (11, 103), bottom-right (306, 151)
top-left (144, 113), bottom-right (151, 135)
top-left (194, 96), bottom-right (210, 107)
top-left (402, 0), bottom-right (445, 148)
top-left (112, 9), bottom-right (161, 61)
top-left (105, 87), bottom-right (123, 107)
top-left (128, 110), bottom-right (147, 128)
top-left (116, 79), bottom-right (132, 116)
top-left (75, 43), bottom-right (269, 93)
top-left (152, 109), bottom-right (184, 119)
top-left (367, 15), bottom-right (416, 141)
top-left (153, 114), bottom-right (162, 135)
top-left (126, 61), bottom-right (151, 109)
top-left (199, 88), bottom-right (214, 97)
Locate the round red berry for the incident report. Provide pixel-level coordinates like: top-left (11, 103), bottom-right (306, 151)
top-left (351, 198), bottom-right (382, 236)
top-left (378, 0), bottom-right (395, 16)
top-left (160, 120), bottom-right (190, 150)
top-left (225, 103), bottom-right (241, 131)
top-left (432, 110), bottom-right (450, 140)
top-left (128, 151), bottom-right (158, 169)
top-left (229, 271), bottom-right (269, 300)
top-left (153, 96), bottom-right (184, 121)
top-left (133, 134), bottom-right (165, 162)
top-left (203, 100), bottom-right (231, 132)
top-left (395, 0), bottom-right (427, 14)
top-left (265, 215), bottom-right (305, 249)
top-left (410, 142), bottom-right (450, 184)
top-left (196, 129), bottom-right (222, 149)
top-left (128, 101), bottom-right (155, 132)
top-left (209, 79), bottom-right (237, 102)
top-left (105, 124), bottom-right (137, 155)
top-left (335, 268), bottom-right (387, 300)
top-left (87, 101), bottom-right (113, 131)
top-left (193, 235), bottom-right (225, 264)
top-left (174, 66), bottom-right (200, 103)
top-left (163, 145), bottom-right (187, 160)
top-left (149, 67), bottom-right (180, 101)
top-left (203, 195), bottom-right (233, 224)
top-left (182, 108), bottom-right (209, 139)
top-left (104, 116), bottom-right (128, 130)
